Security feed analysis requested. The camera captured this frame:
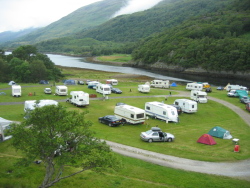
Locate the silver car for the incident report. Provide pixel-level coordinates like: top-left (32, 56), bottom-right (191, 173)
top-left (140, 127), bottom-right (175, 143)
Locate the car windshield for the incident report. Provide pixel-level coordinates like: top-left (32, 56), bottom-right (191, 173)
top-left (145, 130), bottom-right (153, 135)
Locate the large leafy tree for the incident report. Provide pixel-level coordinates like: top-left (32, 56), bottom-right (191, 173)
top-left (10, 104), bottom-right (120, 188)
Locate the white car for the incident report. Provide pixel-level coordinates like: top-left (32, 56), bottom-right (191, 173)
top-left (140, 127), bottom-right (175, 143)
top-left (44, 88), bottom-right (52, 94)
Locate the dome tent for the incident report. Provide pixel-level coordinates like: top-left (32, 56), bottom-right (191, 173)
top-left (197, 134), bottom-right (216, 145)
top-left (170, 82), bottom-right (177, 87)
top-left (208, 126), bottom-right (232, 139)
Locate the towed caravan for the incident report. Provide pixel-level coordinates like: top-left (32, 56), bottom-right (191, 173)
top-left (225, 84), bottom-right (248, 92)
top-left (55, 85), bottom-right (68, 96)
top-left (106, 79), bottom-right (118, 85)
top-left (12, 85), bottom-right (21, 97)
top-left (186, 83), bottom-right (203, 91)
top-left (114, 104), bottom-right (145, 124)
top-left (174, 99), bottom-right (197, 113)
top-left (150, 80), bottom-right (170, 88)
top-left (96, 83), bottom-right (111, 95)
top-left (138, 84), bottom-right (150, 93)
top-left (67, 91), bottom-right (89, 107)
top-left (145, 101), bottom-right (178, 123)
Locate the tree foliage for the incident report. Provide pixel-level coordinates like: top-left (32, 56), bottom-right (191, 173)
top-left (9, 104), bottom-right (121, 188)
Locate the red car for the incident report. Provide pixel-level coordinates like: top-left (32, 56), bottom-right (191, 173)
top-left (246, 103), bottom-right (250, 112)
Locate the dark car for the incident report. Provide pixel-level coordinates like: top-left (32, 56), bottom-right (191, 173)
top-left (116, 102), bottom-right (126, 106)
top-left (169, 104), bottom-right (182, 115)
top-left (216, 86), bottom-right (224, 90)
top-left (240, 96), bottom-right (250, 104)
top-left (98, 115), bottom-right (123, 127)
top-left (205, 88), bottom-right (212, 93)
top-left (111, 88), bottom-right (122, 94)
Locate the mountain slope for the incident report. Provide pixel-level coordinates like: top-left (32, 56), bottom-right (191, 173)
top-left (14, 0), bottom-right (128, 44)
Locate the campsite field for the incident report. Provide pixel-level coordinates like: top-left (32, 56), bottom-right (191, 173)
top-left (0, 67), bottom-right (250, 187)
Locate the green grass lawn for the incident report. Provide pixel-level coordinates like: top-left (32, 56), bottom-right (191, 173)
top-left (96, 54), bottom-right (132, 63)
top-left (1, 67), bottom-right (250, 187)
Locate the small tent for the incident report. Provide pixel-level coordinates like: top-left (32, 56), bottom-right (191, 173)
top-left (208, 126), bottom-right (232, 139)
top-left (171, 82), bottom-right (177, 87)
top-left (63, 80), bottom-right (76, 85)
top-left (39, 80), bottom-right (49, 84)
top-left (8, 81), bottom-right (16, 85)
top-left (236, 90), bottom-right (248, 99)
top-left (197, 134), bottom-right (216, 145)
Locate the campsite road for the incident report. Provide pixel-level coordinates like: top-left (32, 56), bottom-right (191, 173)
top-left (1, 91), bottom-right (250, 180)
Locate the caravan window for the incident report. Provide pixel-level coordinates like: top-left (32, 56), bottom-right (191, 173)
top-left (146, 106), bottom-right (150, 110)
top-left (61, 89), bottom-right (66, 92)
top-left (163, 111), bottom-right (166, 115)
top-left (136, 113), bottom-right (144, 119)
top-left (175, 102), bottom-right (179, 105)
top-left (171, 111), bottom-right (175, 115)
top-left (131, 114), bottom-right (134, 118)
top-left (104, 88), bottom-right (110, 91)
top-left (79, 99), bottom-right (83, 101)
top-left (192, 105), bottom-right (195, 108)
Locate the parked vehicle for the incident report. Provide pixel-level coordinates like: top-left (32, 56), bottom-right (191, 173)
top-left (106, 79), bottom-right (118, 85)
top-left (150, 80), bottom-right (170, 88)
top-left (225, 84), bottom-right (248, 92)
top-left (205, 88), bottom-right (212, 93)
top-left (145, 101), bottom-right (179, 122)
top-left (246, 103), bottom-right (250, 112)
top-left (12, 85), bottom-right (21, 97)
top-left (174, 99), bottom-right (197, 113)
top-left (55, 85), bottom-right (68, 96)
top-left (216, 86), bottom-right (224, 90)
top-left (240, 96), bottom-right (250, 104)
top-left (0, 117), bottom-right (13, 142)
top-left (202, 82), bottom-right (210, 89)
top-left (87, 81), bottom-right (100, 89)
top-left (116, 102), bottom-right (126, 106)
top-left (140, 127), bottom-right (175, 143)
top-left (96, 83), bottom-right (111, 95)
top-left (138, 84), bottom-right (150, 93)
top-left (111, 88), bottom-right (122, 94)
top-left (67, 91), bottom-right (89, 107)
top-left (78, 81), bottom-right (84, 85)
top-left (98, 115), bottom-right (124, 127)
top-left (114, 104), bottom-right (145, 124)
top-left (186, 83), bottom-right (203, 91)
top-left (190, 90), bottom-right (208, 103)
top-left (44, 88), bottom-right (52, 94)
top-left (169, 104), bottom-right (182, 115)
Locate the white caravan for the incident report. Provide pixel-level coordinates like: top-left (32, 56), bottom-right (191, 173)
top-left (114, 104), bottom-right (146, 124)
top-left (96, 83), bottom-right (111, 95)
top-left (88, 81), bottom-right (100, 89)
top-left (186, 83), bottom-right (203, 91)
top-left (0, 117), bottom-right (13, 142)
top-left (24, 100), bottom-right (58, 112)
top-left (150, 80), bottom-right (170, 88)
top-left (55, 85), bottom-right (68, 96)
top-left (225, 84), bottom-right (248, 92)
top-left (12, 85), bottom-right (21, 97)
top-left (174, 99), bottom-right (197, 113)
top-left (190, 90), bottom-right (208, 103)
top-left (68, 91), bottom-right (89, 107)
top-left (138, 84), bottom-right (150, 93)
top-left (145, 101), bottom-right (179, 123)
top-left (106, 79), bottom-right (118, 85)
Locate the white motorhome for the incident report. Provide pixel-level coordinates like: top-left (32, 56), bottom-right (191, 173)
top-left (12, 85), bottom-right (21, 97)
top-left (186, 83), bottom-right (203, 91)
top-left (190, 90), bottom-right (208, 103)
top-left (24, 100), bottom-right (58, 112)
top-left (106, 79), bottom-right (118, 85)
top-left (96, 83), bottom-right (111, 95)
top-left (174, 99), bottom-right (197, 113)
top-left (55, 85), bottom-right (68, 96)
top-left (114, 104), bottom-right (146, 124)
top-left (145, 102), bottom-right (179, 123)
top-left (225, 84), bottom-right (248, 92)
top-left (150, 80), bottom-right (170, 88)
top-left (138, 84), bottom-right (150, 93)
top-left (68, 91), bottom-right (89, 107)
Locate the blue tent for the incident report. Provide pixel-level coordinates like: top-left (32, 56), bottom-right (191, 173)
top-left (171, 82), bottom-right (177, 87)
top-left (63, 80), bottom-right (76, 85)
top-left (39, 80), bottom-right (49, 84)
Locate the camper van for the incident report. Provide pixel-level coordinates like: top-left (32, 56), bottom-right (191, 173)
top-left (114, 104), bottom-right (146, 124)
top-left (225, 84), bottom-right (248, 92)
top-left (55, 85), bottom-right (68, 96)
top-left (190, 90), bottom-right (208, 103)
top-left (186, 83), bottom-right (203, 91)
top-left (174, 99), bottom-right (197, 113)
top-left (145, 102), bottom-right (179, 123)
top-left (106, 79), bottom-right (118, 85)
top-left (150, 80), bottom-right (170, 88)
top-left (88, 81), bottom-right (100, 89)
top-left (67, 91), bottom-right (89, 107)
top-left (138, 84), bottom-right (150, 93)
top-left (12, 85), bottom-right (21, 97)
top-left (96, 83), bottom-right (111, 95)
top-left (24, 100), bottom-right (58, 112)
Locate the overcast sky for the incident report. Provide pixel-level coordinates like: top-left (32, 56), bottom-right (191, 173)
top-left (0, 0), bottom-right (163, 33)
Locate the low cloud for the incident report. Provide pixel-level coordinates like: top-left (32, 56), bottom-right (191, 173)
top-left (112, 0), bottom-right (163, 17)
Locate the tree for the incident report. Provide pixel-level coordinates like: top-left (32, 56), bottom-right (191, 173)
top-left (9, 104), bottom-right (121, 188)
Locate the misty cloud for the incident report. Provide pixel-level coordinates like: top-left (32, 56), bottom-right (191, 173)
top-left (112, 0), bottom-right (163, 17)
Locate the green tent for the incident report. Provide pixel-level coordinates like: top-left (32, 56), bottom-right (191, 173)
top-left (236, 90), bottom-right (248, 99)
top-left (208, 126), bottom-right (232, 139)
